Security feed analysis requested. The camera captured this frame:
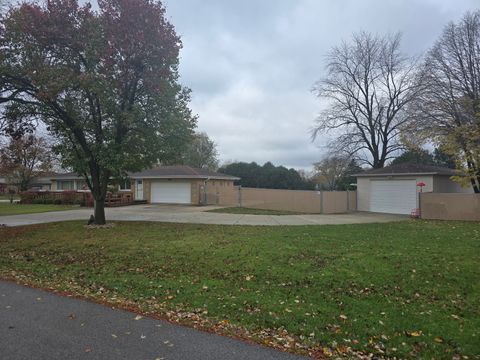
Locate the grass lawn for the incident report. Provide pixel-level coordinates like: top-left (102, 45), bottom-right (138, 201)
top-left (0, 203), bottom-right (78, 216)
top-left (0, 194), bottom-right (19, 200)
top-left (208, 207), bottom-right (305, 215)
top-left (0, 221), bottom-right (479, 358)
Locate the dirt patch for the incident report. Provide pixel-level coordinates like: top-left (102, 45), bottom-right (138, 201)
top-left (83, 223), bottom-right (116, 229)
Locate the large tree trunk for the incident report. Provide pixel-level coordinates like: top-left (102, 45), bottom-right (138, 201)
top-left (93, 199), bottom-right (106, 225)
top-left (89, 165), bottom-right (108, 225)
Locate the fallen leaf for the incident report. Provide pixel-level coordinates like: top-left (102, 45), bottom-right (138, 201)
top-left (322, 347), bottom-right (333, 357)
top-left (434, 337), bottom-right (444, 343)
top-left (134, 315), bottom-right (143, 321)
top-left (406, 330), bottom-right (422, 337)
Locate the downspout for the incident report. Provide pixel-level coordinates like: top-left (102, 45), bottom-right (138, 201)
top-left (203, 177), bottom-right (210, 205)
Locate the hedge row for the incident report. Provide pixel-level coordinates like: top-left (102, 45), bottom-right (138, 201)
top-left (19, 191), bottom-right (87, 205)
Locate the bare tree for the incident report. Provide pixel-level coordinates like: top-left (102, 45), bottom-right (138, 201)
top-left (0, 134), bottom-right (53, 191)
top-left (182, 132), bottom-right (219, 170)
top-left (313, 155), bottom-right (350, 191)
top-left (410, 11), bottom-right (480, 192)
top-left (312, 32), bottom-right (423, 168)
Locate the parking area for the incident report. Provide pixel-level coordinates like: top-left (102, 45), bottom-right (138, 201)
top-left (0, 204), bottom-right (408, 227)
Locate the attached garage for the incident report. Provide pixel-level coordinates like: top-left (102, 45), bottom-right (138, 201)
top-left (151, 181), bottom-right (191, 204)
top-left (130, 165), bottom-right (240, 205)
top-left (355, 164), bottom-right (471, 215)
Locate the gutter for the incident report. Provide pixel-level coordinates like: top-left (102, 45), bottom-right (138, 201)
top-left (353, 172), bottom-right (457, 177)
top-left (128, 175), bottom-right (240, 181)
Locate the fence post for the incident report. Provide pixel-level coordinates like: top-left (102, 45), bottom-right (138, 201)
top-left (238, 186), bottom-right (242, 207)
top-left (320, 191), bottom-right (324, 214)
top-left (346, 190), bottom-right (349, 211)
top-left (418, 191), bottom-right (422, 218)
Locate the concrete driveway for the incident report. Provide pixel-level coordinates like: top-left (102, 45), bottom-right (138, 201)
top-left (0, 204), bottom-right (407, 227)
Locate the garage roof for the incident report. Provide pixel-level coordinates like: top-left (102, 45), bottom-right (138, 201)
top-left (354, 163), bottom-right (459, 177)
top-left (130, 166), bottom-right (240, 180)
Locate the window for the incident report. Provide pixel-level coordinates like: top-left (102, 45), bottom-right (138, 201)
top-left (57, 180), bottom-right (74, 190)
top-left (76, 180), bottom-right (88, 190)
top-left (119, 179), bottom-right (131, 191)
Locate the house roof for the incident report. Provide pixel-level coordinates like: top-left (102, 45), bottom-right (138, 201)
top-left (31, 176), bottom-right (54, 184)
top-left (49, 166), bottom-right (240, 181)
top-left (50, 172), bottom-right (84, 180)
top-left (130, 166), bottom-right (240, 180)
top-left (354, 163), bottom-right (460, 177)
top-left (0, 174), bottom-right (56, 184)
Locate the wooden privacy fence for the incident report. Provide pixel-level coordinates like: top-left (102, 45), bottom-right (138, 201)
top-left (420, 193), bottom-right (480, 221)
top-left (205, 186), bottom-right (356, 214)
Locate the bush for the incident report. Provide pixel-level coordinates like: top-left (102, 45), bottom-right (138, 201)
top-left (62, 191), bottom-right (78, 205)
top-left (19, 191), bottom-right (82, 205)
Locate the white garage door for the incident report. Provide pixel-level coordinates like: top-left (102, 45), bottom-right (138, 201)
top-left (151, 181), bottom-right (191, 204)
top-left (370, 180), bottom-right (417, 214)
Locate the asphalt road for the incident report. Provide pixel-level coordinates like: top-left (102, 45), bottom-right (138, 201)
top-left (0, 281), bottom-right (307, 360)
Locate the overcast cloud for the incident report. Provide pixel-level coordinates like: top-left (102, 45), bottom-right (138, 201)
top-left (163, 0), bottom-right (479, 170)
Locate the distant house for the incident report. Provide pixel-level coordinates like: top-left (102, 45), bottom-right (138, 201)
top-left (50, 172), bottom-right (90, 192)
top-left (47, 165), bottom-right (239, 205)
top-left (0, 175), bottom-right (53, 193)
top-left (29, 176), bottom-right (55, 191)
top-left (354, 163), bottom-right (472, 214)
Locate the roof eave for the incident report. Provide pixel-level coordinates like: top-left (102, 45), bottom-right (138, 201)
top-left (50, 177), bottom-right (84, 180)
top-left (130, 175), bottom-right (240, 181)
top-left (354, 172), bottom-right (456, 177)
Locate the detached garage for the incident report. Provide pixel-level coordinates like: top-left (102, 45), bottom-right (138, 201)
top-left (355, 164), bottom-right (472, 215)
top-left (130, 166), bottom-right (239, 205)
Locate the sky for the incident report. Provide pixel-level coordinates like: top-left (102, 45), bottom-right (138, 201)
top-left (161, 0), bottom-right (479, 170)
